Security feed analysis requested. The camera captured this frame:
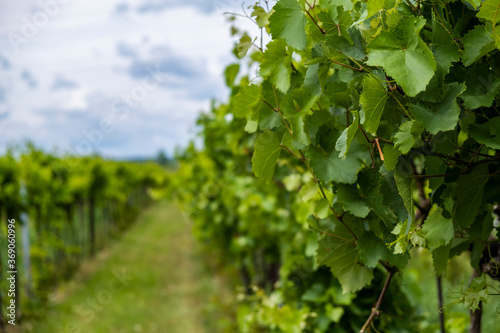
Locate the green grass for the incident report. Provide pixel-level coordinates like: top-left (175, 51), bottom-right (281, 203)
top-left (19, 202), bottom-right (236, 333)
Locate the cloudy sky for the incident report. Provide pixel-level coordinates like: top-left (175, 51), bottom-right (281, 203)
top-left (0, 0), bottom-right (258, 158)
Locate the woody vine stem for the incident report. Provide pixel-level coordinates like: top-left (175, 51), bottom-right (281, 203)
top-left (360, 269), bottom-right (396, 332)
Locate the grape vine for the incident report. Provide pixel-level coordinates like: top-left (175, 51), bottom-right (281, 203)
top-left (0, 144), bottom-right (167, 326)
top-left (175, 0), bottom-right (500, 331)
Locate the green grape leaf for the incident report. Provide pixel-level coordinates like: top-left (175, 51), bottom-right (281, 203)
top-left (382, 144), bottom-right (400, 171)
top-left (336, 184), bottom-right (370, 218)
top-left (390, 220), bottom-right (413, 254)
top-left (316, 0), bottom-right (337, 18)
top-left (292, 114), bottom-right (311, 146)
top-left (367, 0), bottom-right (397, 18)
top-left (410, 227), bottom-right (426, 247)
top-left (354, 169), bottom-right (396, 226)
top-left (366, 17), bottom-right (437, 96)
top-left (252, 130), bottom-right (281, 181)
top-left (462, 24), bottom-right (496, 67)
top-left (317, 219), bottom-right (373, 293)
top-left (245, 112), bottom-right (260, 133)
top-left (411, 83), bottom-right (466, 135)
top-left (460, 64), bottom-right (500, 109)
top-left (422, 207), bottom-right (455, 251)
top-left (477, 0), bottom-right (500, 23)
top-left (260, 39), bottom-right (293, 93)
top-left (460, 275), bottom-right (489, 312)
top-left (300, 180), bottom-right (319, 202)
top-left (453, 165), bottom-right (489, 229)
top-left (246, 109), bottom-right (260, 131)
top-left (316, 1), bottom-right (355, 36)
top-left (224, 63), bottom-right (240, 87)
top-left (469, 117), bottom-right (500, 149)
top-left (251, 5), bottom-right (274, 28)
top-left (325, 81), bottom-right (351, 108)
top-left (359, 230), bottom-right (410, 268)
top-left (394, 158), bottom-right (415, 223)
top-left (269, 0), bottom-right (307, 50)
top-left (244, 119), bottom-right (258, 133)
top-left (425, 155), bottom-right (446, 190)
top-left (360, 75), bottom-right (387, 134)
top-left (394, 119), bottom-right (424, 154)
top-left (331, 7), bottom-right (354, 41)
top-left (304, 64), bottom-right (322, 96)
top-left (301, 283), bottom-right (328, 303)
top-left (304, 62), bottom-right (330, 96)
top-left (257, 80), bottom-right (283, 130)
top-left (326, 305), bottom-right (344, 323)
top-left (236, 35), bottom-right (253, 58)
top-left (307, 143), bottom-right (366, 185)
top-left (367, 0), bottom-right (384, 18)
top-left (418, 16), bottom-right (460, 103)
top-left (281, 87), bottom-right (318, 120)
top-left (315, 198), bottom-right (331, 219)
top-left (305, 109), bottom-right (331, 144)
top-left (307, 215), bottom-right (321, 231)
top-left (379, 168), bottom-right (407, 222)
top-left (283, 174), bottom-right (302, 191)
top-left (324, 0), bottom-right (355, 12)
top-left (432, 243), bottom-right (451, 276)
top-left (325, 27), bottom-right (366, 60)
top-left (335, 111), bottom-right (359, 158)
top-left (470, 212), bottom-right (494, 269)
top-left (362, 183), bottom-right (399, 227)
top-left (466, 0), bottom-right (483, 10)
top-left (433, 130), bottom-right (458, 155)
top-left (232, 84), bottom-right (261, 118)
top-left (357, 232), bottom-right (387, 268)
top-left (430, 19), bottom-right (461, 73)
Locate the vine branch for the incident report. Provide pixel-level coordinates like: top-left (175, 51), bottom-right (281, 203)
top-left (332, 59), bottom-right (364, 72)
top-left (280, 145), bottom-right (302, 161)
top-left (466, 144), bottom-right (483, 169)
top-left (262, 99), bottom-right (278, 112)
top-left (289, 149), bottom-right (359, 241)
top-left (413, 163), bottom-right (431, 224)
top-left (388, 92), bottom-right (411, 118)
top-left (437, 276), bottom-right (445, 333)
top-left (375, 138), bottom-right (384, 161)
top-left (358, 126), bottom-right (372, 143)
top-left (262, 98), bottom-right (293, 136)
top-left (360, 270), bottom-right (396, 333)
top-left (412, 170), bottom-right (472, 179)
top-left (304, 0), bottom-right (326, 34)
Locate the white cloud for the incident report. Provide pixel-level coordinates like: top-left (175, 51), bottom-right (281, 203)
top-left (0, 0), bottom-right (261, 157)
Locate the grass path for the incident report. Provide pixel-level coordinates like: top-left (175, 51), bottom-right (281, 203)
top-left (21, 202), bottom-right (236, 333)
